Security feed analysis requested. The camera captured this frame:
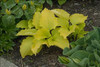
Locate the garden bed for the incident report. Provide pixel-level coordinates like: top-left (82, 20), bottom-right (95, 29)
top-left (1, 0), bottom-right (100, 67)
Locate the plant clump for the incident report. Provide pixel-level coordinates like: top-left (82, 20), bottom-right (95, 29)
top-left (16, 8), bottom-right (88, 58)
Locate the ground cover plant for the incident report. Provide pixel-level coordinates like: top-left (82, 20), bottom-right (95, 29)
top-left (0, 14), bottom-right (16, 54)
top-left (0, 0), bottom-right (43, 20)
top-left (0, 0), bottom-right (44, 54)
top-left (16, 8), bottom-right (88, 58)
top-left (59, 27), bottom-right (100, 67)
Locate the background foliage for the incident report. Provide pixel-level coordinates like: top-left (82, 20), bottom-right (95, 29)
top-left (0, 0), bottom-right (43, 54)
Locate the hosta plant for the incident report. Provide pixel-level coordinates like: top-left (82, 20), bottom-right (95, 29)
top-left (16, 8), bottom-right (88, 58)
top-left (59, 27), bottom-right (100, 67)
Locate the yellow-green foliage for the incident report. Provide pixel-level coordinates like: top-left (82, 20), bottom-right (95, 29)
top-left (16, 8), bottom-right (88, 58)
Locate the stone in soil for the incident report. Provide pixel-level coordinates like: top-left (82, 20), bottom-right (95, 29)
top-left (0, 57), bottom-right (18, 67)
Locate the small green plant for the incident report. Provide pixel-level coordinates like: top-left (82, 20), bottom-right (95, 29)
top-left (59, 27), bottom-right (100, 67)
top-left (0, 0), bottom-right (43, 20)
top-left (16, 8), bottom-right (87, 58)
top-left (0, 15), bottom-right (16, 54)
top-left (0, 0), bottom-right (43, 54)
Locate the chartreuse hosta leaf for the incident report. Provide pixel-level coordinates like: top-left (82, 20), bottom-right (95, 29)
top-left (34, 28), bottom-right (51, 40)
top-left (57, 18), bottom-right (69, 28)
top-left (28, 19), bottom-right (34, 29)
top-left (52, 33), bottom-right (69, 49)
top-left (70, 14), bottom-right (88, 25)
top-left (58, 25), bottom-right (76, 39)
top-left (16, 20), bottom-right (28, 28)
top-left (40, 8), bottom-right (58, 30)
top-left (16, 29), bottom-right (37, 36)
top-left (16, 8), bottom-right (88, 58)
top-left (51, 9), bottom-right (70, 20)
top-left (20, 37), bottom-right (34, 58)
top-left (58, 27), bottom-right (70, 39)
top-left (72, 23), bottom-right (88, 39)
top-left (32, 12), bottom-right (41, 29)
top-left (48, 29), bottom-right (69, 49)
top-left (31, 39), bottom-right (47, 55)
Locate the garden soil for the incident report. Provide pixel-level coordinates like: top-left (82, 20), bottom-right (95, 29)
top-left (1, 0), bottom-right (100, 67)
